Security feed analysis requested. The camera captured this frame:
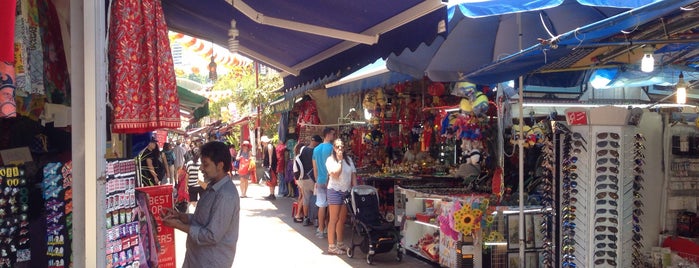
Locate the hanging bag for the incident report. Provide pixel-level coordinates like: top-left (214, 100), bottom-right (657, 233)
top-left (238, 157), bottom-right (250, 175)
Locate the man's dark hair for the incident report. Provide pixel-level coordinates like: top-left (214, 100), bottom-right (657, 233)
top-left (199, 141), bottom-right (232, 172)
top-left (322, 127), bottom-right (335, 137)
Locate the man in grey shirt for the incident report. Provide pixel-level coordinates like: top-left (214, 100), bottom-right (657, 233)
top-left (161, 141), bottom-right (240, 268)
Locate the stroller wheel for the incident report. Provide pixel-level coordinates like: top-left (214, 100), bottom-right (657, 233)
top-left (346, 247), bottom-right (354, 258)
top-left (366, 254), bottom-right (374, 265)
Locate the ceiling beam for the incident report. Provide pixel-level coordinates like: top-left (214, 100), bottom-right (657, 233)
top-left (228, 0), bottom-right (379, 45)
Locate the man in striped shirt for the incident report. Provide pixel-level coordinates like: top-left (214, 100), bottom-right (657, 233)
top-left (186, 154), bottom-right (204, 211)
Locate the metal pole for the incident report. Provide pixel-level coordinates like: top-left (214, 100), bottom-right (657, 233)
top-left (517, 12), bottom-right (525, 268)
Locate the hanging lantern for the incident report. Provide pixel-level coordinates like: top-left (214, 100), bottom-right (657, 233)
top-left (228, 19), bottom-right (240, 54)
top-left (394, 82), bottom-right (406, 94)
top-left (427, 82), bottom-right (445, 96)
top-left (208, 55), bottom-right (218, 81)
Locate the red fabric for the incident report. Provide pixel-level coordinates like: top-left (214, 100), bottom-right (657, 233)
top-left (108, 0), bottom-right (180, 133)
top-left (40, 0), bottom-right (70, 105)
top-left (176, 169), bottom-right (189, 203)
top-left (662, 236), bottom-right (699, 264)
top-left (0, 0), bottom-right (15, 61)
top-left (275, 143), bottom-right (286, 173)
top-left (0, 0), bottom-right (16, 118)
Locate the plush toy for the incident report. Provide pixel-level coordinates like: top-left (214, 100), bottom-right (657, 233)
top-left (452, 82), bottom-right (477, 98)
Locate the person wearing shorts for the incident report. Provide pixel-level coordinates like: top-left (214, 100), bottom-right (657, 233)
top-left (312, 127), bottom-right (335, 238)
top-left (186, 154), bottom-right (203, 211)
top-left (297, 135), bottom-right (321, 225)
top-left (236, 141), bottom-right (252, 198)
top-left (325, 138), bottom-right (356, 255)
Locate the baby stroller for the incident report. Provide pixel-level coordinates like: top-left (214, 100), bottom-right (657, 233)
top-left (344, 185), bottom-right (403, 264)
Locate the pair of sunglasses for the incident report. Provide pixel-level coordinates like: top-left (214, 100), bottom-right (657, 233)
top-left (595, 217), bottom-right (619, 224)
top-left (596, 166), bottom-right (619, 174)
top-left (597, 149), bottom-right (620, 157)
top-left (597, 140), bottom-right (620, 148)
top-left (596, 208), bottom-right (619, 215)
top-left (597, 132), bottom-right (620, 140)
top-left (595, 250), bottom-right (618, 258)
top-left (594, 259), bottom-right (617, 266)
top-left (595, 234), bottom-right (618, 242)
top-left (596, 199), bottom-right (618, 206)
top-left (596, 175), bottom-right (619, 184)
top-left (596, 191), bottom-right (619, 200)
top-left (596, 242), bottom-right (617, 249)
top-left (597, 158), bottom-right (620, 165)
top-left (594, 225), bottom-right (619, 233)
top-left (596, 183), bottom-right (619, 191)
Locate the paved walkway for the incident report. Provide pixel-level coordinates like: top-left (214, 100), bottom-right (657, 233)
top-left (174, 176), bottom-right (438, 267)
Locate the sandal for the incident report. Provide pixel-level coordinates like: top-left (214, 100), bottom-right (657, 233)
top-left (327, 246), bottom-right (345, 255)
top-left (294, 217), bottom-right (303, 223)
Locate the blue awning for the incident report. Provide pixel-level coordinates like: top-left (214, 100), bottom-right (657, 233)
top-left (161, 1), bottom-right (446, 95)
top-left (463, 0), bottom-right (698, 84)
top-left (448, 0), bottom-right (657, 18)
top-left (325, 59), bottom-right (416, 98)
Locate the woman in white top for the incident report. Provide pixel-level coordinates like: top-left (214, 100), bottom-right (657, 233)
top-left (325, 138), bottom-right (356, 255)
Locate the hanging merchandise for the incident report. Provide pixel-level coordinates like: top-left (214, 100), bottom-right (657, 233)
top-left (427, 82), bottom-right (445, 105)
top-left (0, 0), bottom-right (16, 118)
top-left (43, 161), bottom-right (73, 268)
top-left (0, 165), bottom-right (30, 267)
top-left (108, 0), bottom-right (180, 133)
top-left (104, 159), bottom-right (140, 268)
top-left (294, 97), bottom-right (320, 131)
top-left (38, 0), bottom-right (71, 106)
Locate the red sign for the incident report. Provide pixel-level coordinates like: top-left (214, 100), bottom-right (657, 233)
top-left (566, 111), bottom-right (588, 125)
top-left (137, 185), bottom-right (176, 268)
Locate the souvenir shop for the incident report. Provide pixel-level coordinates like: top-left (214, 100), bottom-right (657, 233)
top-left (273, 64), bottom-right (699, 267)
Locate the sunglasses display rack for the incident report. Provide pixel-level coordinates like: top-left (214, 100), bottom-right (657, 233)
top-left (42, 161), bottom-right (73, 268)
top-left (0, 165), bottom-right (31, 267)
top-left (539, 135), bottom-right (555, 268)
top-left (557, 126), bottom-right (648, 268)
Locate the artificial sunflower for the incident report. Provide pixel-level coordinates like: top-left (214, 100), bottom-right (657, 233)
top-left (473, 209), bottom-right (483, 218)
top-left (454, 205), bottom-right (476, 235)
top-left (485, 215), bottom-right (494, 225)
top-left (486, 231), bottom-right (505, 242)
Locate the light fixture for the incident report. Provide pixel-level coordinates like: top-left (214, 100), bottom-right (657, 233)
top-left (228, 19), bottom-right (239, 54)
top-left (676, 72), bottom-right (687, 104)
top-left (641, 45), bottom-right (655, 73)
top-left (208, 54), bottom-right (217, 81)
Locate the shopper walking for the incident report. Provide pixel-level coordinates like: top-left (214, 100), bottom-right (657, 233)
top-left (186, 153), bottom-right (203, 210)
top-left (261, 135), bottom-right (278, 200)
top-left (312, 127), bottom-right (335, 238)
top-left (236, 141), bottom-right (252, 198)
top-left (161, 141), bottom-right (240, 268)
top-left (325, 138), bottom-right (357, 254)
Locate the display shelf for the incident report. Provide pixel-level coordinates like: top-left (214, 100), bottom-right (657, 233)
top-left (404, 245), bottom-right (440, 262)
top-left (408, 219), bottom-right (439, 229)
